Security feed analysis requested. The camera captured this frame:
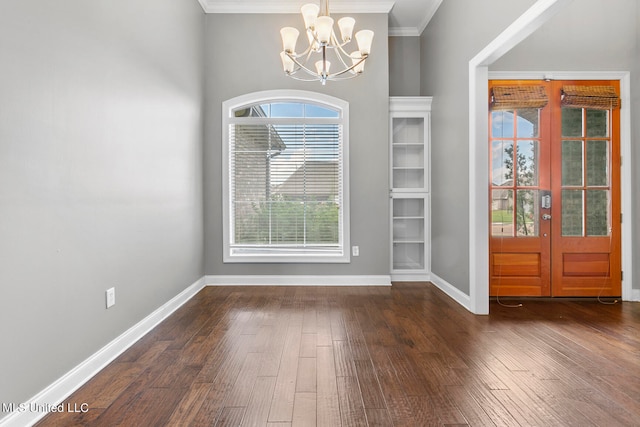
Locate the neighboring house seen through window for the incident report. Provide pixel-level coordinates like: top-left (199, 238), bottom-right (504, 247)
top-left (222, 90), bottom-right (350, 262)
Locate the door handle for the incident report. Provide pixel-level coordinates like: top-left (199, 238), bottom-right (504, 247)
top-left (542, 214), bottom-right (552, 220)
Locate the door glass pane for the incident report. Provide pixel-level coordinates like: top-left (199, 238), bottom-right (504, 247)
top-left (562, 108), bottom-right (583, 137)
top-left (516, 190), bottom-right (538, 237)
top-left (586, 109), bottom-right (609, 137)
top-left (516, 109), bottom-right (539, 137)
top-left (491, 110), bottom-right (515, 138)
top-left (586, 140), bottom-right (608, 186)
top-left (491, 140), bottom-right (513, 186)
top-left (562, 190), bottom-right (584, 236)
top-left (586, 190), bottom-right (609, 236)
top-left (491, 189), bottom-right (513, 237)
top-left (516, 140), bottom-right (538, 186)
top-left (562, 140), bottom-right (583, 186)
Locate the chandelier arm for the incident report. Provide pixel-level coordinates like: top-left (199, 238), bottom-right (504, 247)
top-left (330, 34), bottom-right (352, 71)
top-left (286, 52), bottom-right (323, 78)
top-left (334, 52), bottom-right (351, 73)
top-left (287, 43), bottom-right (314, 60)
top-left (304, 44), bottom-right (315, 64)
top-left (307, 28), bottom-right (323, 52)
top-left (286, 49), bottom-right (366, 80)
top-left (327, 57), bottom-right (365, 78)
top-left (323, 71), bottom-right (361, 81)
top-left (335, 39), bottom-right (357, 59)
top-left (329, 32), bottom-right (352, 55)
top-left (286, 58), bottom-right (364, 81)
top-left (287, 73), bottom-right (329, 82)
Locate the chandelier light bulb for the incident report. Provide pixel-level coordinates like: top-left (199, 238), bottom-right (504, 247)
top-left (355, 29), bottom-right (374, 56)
top-left (350, 52), bottom-right (365, 74)
top-left (315, 16), bottom-right (334, 45)
top-left (301, 3), bottom-right (320, 30)
top-left (280, 51), bottom-right (295, 73)
top-left (280, 27), bottom-right (299, 53)
top-left (315, 60), bottom-right (331, 75)
top-left (338, 17), bottom-right (355, 43)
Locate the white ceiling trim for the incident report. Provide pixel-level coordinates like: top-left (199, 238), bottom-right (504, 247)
top-left (417, 0), bottom-right (442, 35)
top-left (389, 27), bottom-right (420, 37)
top-left (198, 0), bottom-right (395, 14)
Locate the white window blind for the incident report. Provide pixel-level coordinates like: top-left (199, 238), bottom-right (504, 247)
top-left (223, 91), bottom-right (349, 262)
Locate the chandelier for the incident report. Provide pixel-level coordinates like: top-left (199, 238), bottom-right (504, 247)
top-left (279, 0), bottom-right (374, 85)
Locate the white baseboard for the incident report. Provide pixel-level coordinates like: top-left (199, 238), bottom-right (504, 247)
top-left (205, 274), bottom-right (391, 286)
top-left (430, 273), bottom-right (640, 309)
top-left (429, 272), bottom-right (472, 312)
top-left (0, 276), bottom-right (206, 427)
top-left (390, 273), bottom-right (431, 282)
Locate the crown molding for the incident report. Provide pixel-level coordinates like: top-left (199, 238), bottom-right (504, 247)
top-left (199, 0), bottom-right (394, 14)
top-left (389, 26), bottom-right (420, 37)
top-left (417, 0), bottom-right (442, 35)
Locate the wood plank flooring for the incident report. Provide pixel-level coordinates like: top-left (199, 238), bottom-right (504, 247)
top-left (36, 283), bottom-right (640, 426)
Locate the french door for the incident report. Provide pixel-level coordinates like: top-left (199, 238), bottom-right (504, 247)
top-left (489, 80), bottom-right (621, 297)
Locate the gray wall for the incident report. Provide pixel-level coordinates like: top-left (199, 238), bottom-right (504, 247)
top-left (389, 36), bottom-right (421, 96)
top-left (0, 0), bottom-right (205, 411)
top-left (421, 0), bottom-right (638, 296)
top-left (204, 14), bottom-right (390, 276)
top-left (420, 0), bottom-right (536, 294)
top-left (492, 0), bottom-right (639, 292)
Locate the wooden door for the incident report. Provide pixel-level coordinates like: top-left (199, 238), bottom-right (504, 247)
top-left (549, 80), bottom-right (621, 296)
top-left (489, 81), bottom-right (551, 296)
top-left (489, 80), bottom-right (621, 297)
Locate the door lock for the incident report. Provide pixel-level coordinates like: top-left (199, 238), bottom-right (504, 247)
top-left (542, 214), bottom-right (552, 220)
top-left (541, 191), bottom-right (551, 209)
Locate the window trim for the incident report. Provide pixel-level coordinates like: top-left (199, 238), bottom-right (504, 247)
top-left (222, 90), bottom-right (350, 263)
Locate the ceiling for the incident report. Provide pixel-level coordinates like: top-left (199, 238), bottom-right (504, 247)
top-left (198, 0), bottom-right (443, 36)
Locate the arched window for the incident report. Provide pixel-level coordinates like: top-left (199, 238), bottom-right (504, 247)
top-left (222, 90), bottom-right (350, 262)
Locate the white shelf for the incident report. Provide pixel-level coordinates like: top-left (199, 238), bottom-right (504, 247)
top-left (389, 97), bottom-right (432, 280)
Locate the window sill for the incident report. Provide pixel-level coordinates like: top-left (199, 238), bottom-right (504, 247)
top-left (224, 250), bottom-right (350, 264)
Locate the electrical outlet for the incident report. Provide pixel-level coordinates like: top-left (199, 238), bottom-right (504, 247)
top-left (352, 246), bottom-right (359, 256)
top-left (106, 287), bottom-right (115, 309)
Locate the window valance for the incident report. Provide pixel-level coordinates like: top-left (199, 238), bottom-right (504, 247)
top-left (490, 85), bottom-right (548, 110)
top-left (561, 85), bottom-right (620, 110)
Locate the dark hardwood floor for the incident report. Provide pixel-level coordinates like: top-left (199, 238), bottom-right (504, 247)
top-left (37, 283), bottom-right (640, 426)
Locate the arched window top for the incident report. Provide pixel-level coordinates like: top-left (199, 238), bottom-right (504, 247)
top-left (233, 102), bottom-right (339, 119)
top-left (224, 90), bottom-right (347, 121)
